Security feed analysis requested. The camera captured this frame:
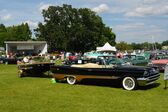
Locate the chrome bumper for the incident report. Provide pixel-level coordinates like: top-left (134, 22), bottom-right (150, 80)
top-left (137, 74), bottom-right (160, 86)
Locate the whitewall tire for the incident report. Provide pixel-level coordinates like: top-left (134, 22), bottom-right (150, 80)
top-left (122, 77), bottom-right (137, 90)
top-left (67, 76), bottom-right (76, 85)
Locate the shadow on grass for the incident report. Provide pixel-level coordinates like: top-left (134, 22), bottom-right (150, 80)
top-left (77, 79), bottom-right (160, 90)
top-left (138, 83), bottom-right (160, 90)
top-left (79, 79), bottom-right (122, 89)
top-left (20, 73), bottom-right (53, 78)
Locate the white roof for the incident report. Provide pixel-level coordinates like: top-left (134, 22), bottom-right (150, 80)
top-left (96, 42), bottom-right (117, 52)
top-left (4, 41), bottom-right (46, 44)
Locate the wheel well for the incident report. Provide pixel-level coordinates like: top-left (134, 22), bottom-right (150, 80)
top-left (122, 74), bottom-right (137, 80)
top-left (65, 75), bottom-right (76, 78)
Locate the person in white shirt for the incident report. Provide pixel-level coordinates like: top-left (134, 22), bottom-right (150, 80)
top-left (23, 56), bottom-right (29, 63)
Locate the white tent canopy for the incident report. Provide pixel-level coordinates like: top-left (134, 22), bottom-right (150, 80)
top-left (96, 42), bottom-right (117, 52)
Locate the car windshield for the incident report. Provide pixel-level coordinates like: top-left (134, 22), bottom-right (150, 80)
top-left (136, 56), bottom-right (145, 60)
top-left (107, 58), bottom-right (125, 65)
top-left (124, 55), bottom-right (136, 60)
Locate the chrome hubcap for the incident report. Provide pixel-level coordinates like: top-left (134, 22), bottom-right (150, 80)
top-left (125, 79), bottom-right (133, 88)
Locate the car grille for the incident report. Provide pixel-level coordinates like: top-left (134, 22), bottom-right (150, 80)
top-left (147, 73), bottom-right (160, 83)
top-left (145, 68), bottom-right (160, 82)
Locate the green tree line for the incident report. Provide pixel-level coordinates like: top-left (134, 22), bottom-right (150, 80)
top-left (116, 41), bottom-right (168, 51)
top-left (0, 23), bottom-right (32, 47)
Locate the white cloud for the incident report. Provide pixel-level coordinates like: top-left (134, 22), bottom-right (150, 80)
top-left (109, 7), bottom-right (127, 13)
top-left (125, 0), bottom-right (168, 17)
top-left (114, 23), bottom-right (165, 34)
top-left (125, 6), bottom-right (156, 17)
top-left (0, 9), bottom-right (12, 21)
top-left (24, 20), bottom-right (38, 28)
top-left (114, 23), bottom-right (145, 31)
top-left (113, 23), bottom-right (166, 43)
top-left (39, 3), bottom-right (52, 12)
top-left (92, 4), bottom-right (109, 13)
top-left (143, 0), bottom-right (160, 4)
top-left (0, 14), bottom-right (12, 21)
top-left (126, 5), bottom-right (168, 17)
top-left (157, 5), bottom-right (168, 15)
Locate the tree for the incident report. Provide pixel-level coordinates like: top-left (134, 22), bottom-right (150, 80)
top-left (7, 23), bottom-right (32, 41)
top-left (116, 41), bottom-right (132, 51)
top-left (155, 42), bottom-right (162, 50)
top-left (0, 24), bottom-right (8, 46)
top-left (0, 23), bottom-right (32, 47)
top-left (0, 24), bottom-right (7, 32)
top-left (131, 43), bottom-right (142, 50)
top-left (35, 4), bottom-right (116, 52)
top-left (162, 40), bottom-right (168, 46)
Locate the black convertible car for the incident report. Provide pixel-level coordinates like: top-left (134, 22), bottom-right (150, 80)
top-left (18, 62), bottom-right (54, 77)
top-left (50, 58), bottom-right (160, 90)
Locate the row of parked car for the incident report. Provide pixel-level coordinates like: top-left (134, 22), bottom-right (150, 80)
top-left (0, 56), bottom-right (23, 64)
top-left (65, 52), bottom-right (168, 72)
top-left (1, 50), bottom-right (168, 72)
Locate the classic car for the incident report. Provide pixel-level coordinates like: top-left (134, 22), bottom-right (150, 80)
top-left (123, 55), bottom-right (149, 66)
top-left (84, 51), bottom-right (102, 59)
top-left (68, 54), bottom-right (77, 60)
top-left (64, 59), bottom-right (95, 65)
top-left (50, 58), bottom-right (160, 90)
top-left (131, 55), bottom-right (149, 66)
top-left (149, 55), bottom-right (168, 71)
top-left (64, 55), bottom-right (118, 65)
top-left (84, 51), bottom-right (114, 59)
top-left (18, 62), bottom-right (54, 77)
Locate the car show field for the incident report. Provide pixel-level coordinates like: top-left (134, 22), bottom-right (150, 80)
top-left (0, 64), bottom-right (168, 112)
top-left (1, 1), bottom-right (168, 112)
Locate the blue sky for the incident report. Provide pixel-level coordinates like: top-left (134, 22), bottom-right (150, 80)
top-left (0, 0), bottom-right (168, 43)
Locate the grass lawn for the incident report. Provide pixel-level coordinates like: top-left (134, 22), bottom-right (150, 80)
top-left (0, 64), bottom-right (168, 112)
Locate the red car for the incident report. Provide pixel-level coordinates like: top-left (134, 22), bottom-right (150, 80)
top-left (150, 55), bottom-right (168, 71)
top-left (68, 54), bottom-right (77, 60)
